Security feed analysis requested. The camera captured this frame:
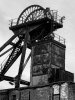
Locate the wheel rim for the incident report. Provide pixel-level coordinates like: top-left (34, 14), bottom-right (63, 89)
top-left (17, 5), bottom-right (45, 24)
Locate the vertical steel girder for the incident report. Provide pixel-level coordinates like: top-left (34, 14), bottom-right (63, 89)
top-left (23, 52), bottom-right (31, 70)
top-left (15, 27), bottom-right (29, 88)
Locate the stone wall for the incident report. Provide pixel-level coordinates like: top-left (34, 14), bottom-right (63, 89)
top-left (30, 40), bottom-right (65, 86)
top-left (0, 82), bottom-right (75, 100)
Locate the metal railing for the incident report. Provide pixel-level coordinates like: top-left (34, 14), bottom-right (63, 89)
top-left (54, 33), bottom-right (65, 45)
top-left (9, 9), bottom-right (64, 28)
top-left (48, 10), bottom-right (62, 24)
top-left (9, 18), bottom-right (18, 27)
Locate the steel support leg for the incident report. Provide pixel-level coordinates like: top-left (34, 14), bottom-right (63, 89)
top-left (15, 27), bottom-right (29, 88)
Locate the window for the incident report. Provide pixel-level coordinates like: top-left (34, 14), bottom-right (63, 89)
top-left (12, 95), bottom-right (16, 100)
top-left (60, 83), bottom-right (68, 99)
top-left (52, 84), bottom-right (60, 100)
top-left (53, 85), bottom-right (59, 94)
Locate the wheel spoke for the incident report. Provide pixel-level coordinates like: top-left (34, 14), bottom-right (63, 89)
top-left (17, 5), bottom-right (45, 24)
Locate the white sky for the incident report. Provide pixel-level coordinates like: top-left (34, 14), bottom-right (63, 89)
top-left (0, 0), bottom-right (75, 89)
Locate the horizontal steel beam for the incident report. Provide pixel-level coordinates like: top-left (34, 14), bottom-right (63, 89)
top-left (0, 75), bottom-right (30, 85)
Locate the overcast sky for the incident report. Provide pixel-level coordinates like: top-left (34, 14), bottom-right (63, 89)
top-left (0, 0), bottom-right (75, 89)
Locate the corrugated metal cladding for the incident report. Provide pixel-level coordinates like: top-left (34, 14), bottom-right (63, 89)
top-left (31, 40), bottom-right (65, 86)
top-left (0, 82), bottom-right (75, 100)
